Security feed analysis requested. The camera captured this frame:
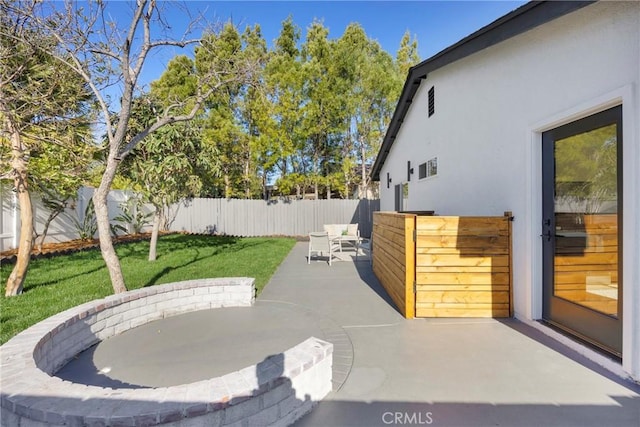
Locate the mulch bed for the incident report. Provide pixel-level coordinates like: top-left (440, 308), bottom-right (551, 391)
top-left (1, 233), bottom-right (307, 264)
top-left (0, 233), bottom-right (153, 264)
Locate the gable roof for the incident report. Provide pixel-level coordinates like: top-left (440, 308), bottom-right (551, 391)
top-left (371, 0), bottom-right (595, 181)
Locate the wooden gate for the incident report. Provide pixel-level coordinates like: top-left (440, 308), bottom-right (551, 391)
top-left (372, 211), bottom-right (513, 318)
top-left (371, 212), bottom-right (417, 318)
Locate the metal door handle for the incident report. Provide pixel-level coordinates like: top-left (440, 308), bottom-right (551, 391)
top-left (540, 230), bottom-right (552, 241)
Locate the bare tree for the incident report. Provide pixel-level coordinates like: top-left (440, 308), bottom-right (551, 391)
top-left (2, 0), bottom-right (255, 294)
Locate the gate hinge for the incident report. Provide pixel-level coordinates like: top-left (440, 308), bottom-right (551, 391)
top-left (413, 229), bottom-right (417, 242)
top-left (413, 280), bottom-right (417, 293)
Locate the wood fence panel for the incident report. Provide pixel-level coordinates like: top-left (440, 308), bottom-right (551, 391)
top-left (372, 212), bottom-right (416, 318)
top-left (416, 216), bottom-right (509, 234)
top-left (415, 213), bottom-right (512, 318)
top-left (372, 211), bottom-right (512, 319)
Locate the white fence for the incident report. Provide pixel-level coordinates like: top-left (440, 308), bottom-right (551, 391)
top-left (0, 186), bottom-right (379, 252)
top-left (0, 186), bottom-right (136, 252)
top-left (169, 198), bottom-right (379, 238)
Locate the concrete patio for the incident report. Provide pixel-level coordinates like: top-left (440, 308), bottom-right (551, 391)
top-left (266, 242), bottom-right (640, 426)
top-left (57, 241), bottom-right (640, 426)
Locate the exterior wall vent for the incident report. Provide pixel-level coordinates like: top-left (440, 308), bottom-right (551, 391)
top-left (428, 86), bottom-right (435, 117)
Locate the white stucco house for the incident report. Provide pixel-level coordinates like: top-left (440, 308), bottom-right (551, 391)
top-left (371, 1), bottom-right (639, 382)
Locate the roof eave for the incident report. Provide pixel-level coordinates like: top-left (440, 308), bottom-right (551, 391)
top-left (370, 0), bottom-right (595, 182)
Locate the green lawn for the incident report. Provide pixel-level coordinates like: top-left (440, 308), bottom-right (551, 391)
top-left (0, 234), bottom-right (296, 345)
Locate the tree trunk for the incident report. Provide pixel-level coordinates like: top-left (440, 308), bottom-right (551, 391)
top-left (93, 158), bottom-right (127, 294)
top-left (5, 117), bottom-right (33, 296)
top-left (148, 208), bottom-right (161, 261)
top-left (244, 157), bottom-right (251, 199)
top-left (6, 187), bottom-right (33, 297)
top-left (360, 144), bottom-right (367, 199)
top-left (262, 174), bottom-right (268, 200)
top-left (224, 174), bottom-right (231, 199)
top-left (342, 178), bottom-right (350, 200)
top-left (36, 208), bottom-right (65, 253)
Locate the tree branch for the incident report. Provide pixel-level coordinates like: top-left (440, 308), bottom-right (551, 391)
top-left (122, 0), bottom-right (146, 87)
top-left (118, 98), bottom-right (203, 159)
top-left (148, 39), bottom-right (200, 49)
top-left (88, 48), bottom-right (122, 62)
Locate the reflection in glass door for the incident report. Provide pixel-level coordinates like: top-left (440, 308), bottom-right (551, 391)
top-left (542, 105), bottom-right (622, 356)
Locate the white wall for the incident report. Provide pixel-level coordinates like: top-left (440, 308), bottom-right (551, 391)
top-left (380, 1), bottom-right (640, 380)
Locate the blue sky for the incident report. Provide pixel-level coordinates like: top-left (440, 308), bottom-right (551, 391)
top-left (203, 1), bottom-right (527, 59)
top-left (104, 1), bottom-right (527, 89)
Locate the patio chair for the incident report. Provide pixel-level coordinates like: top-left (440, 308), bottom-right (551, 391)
top-left (308, 231), bottom-right (341, 266)
top-left (356, 238), bottom-right (372, 265)
top-left (323, 223), bottom-right (360, 252)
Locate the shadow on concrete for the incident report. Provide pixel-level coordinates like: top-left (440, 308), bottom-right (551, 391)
top-left (55, 344), bottom-right (146, 389)
top-left (351, 258), bottom-right (640, 396)
top-left (353, 258), bottom-right (403, 317)
top-left (498, 318), bottom-right (640, 394)
top-left (295, 396), bottom-right (640, 426)
top-left (4, 391), bottom-right (637, 427)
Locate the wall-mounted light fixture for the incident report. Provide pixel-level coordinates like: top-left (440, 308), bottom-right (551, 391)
top-left (387, 172), bottom-right (392, 189)
top-left (407, 161), bottom-right (414, 182)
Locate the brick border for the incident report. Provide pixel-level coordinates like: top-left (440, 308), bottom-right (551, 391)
top-left (0, 278), bottom-right (333, 426)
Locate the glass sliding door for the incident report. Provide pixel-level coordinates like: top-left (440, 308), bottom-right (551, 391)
top-left (542, 105), bottom-right (622, 356)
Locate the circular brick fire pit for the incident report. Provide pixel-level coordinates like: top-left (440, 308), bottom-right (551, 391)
top-left (0, 278), bottom-right (333, 426)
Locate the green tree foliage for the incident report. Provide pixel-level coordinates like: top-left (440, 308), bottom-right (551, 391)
top-left (208, 17), bottom-right (418, 198)
top-left (120, 93), bottom-right (218, 260)
top-left (0, 7), bottom-right (96, 295)
top-left (333, 23), bottom-right (400, 199)
top-left (396, 30), bottom-right (420, 82)
top-left (140, 17), bottom-right (415, 202)
top-left (264, 16), bottom-right (306, 197)
top-left (300, 21), bottom-right (342, 199)
top-left (157, 17), bottom-right (415, 202)
top-left (239, 25), bottom-right (273, 199)
top-left (149, 55), bottom-right (198, 113)
top-left (196, 23), bottom-right (246, 198)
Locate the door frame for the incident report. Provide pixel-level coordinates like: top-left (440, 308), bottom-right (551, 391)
top-left (526, 84), bottom-right (638, 380)
top-left (541, 105), bottom-right (623, 356)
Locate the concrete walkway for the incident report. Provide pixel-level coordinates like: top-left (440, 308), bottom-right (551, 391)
top-left (60, 241), bottom-right (640, 426)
